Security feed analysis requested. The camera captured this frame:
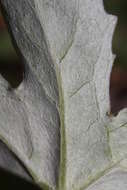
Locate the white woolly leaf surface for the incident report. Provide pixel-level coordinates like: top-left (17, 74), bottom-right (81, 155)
top-left (1, 1), bottom-right (127, 190)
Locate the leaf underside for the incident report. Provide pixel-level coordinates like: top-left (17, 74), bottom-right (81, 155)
top-left (1, 1), bottom-right (127, 190)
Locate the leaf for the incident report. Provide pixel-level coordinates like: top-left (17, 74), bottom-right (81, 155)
top-left (1, 1), bottom-right (127, 190)
top-left (0, 1), bottom-right (60, 189)
top-left (0, 140), bottom-right (31, 181)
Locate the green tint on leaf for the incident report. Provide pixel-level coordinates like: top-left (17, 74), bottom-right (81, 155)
top-left (1, 1), bottom-right (127, 190)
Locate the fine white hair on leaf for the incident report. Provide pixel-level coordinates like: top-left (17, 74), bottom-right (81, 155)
top-left (1, 1), bottom-right (127, 190)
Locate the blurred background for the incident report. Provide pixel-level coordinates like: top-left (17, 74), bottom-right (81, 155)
top-left (0, 2), bottom-right (127, 115)
top-left (0, 11), bottom-right (24, 88)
